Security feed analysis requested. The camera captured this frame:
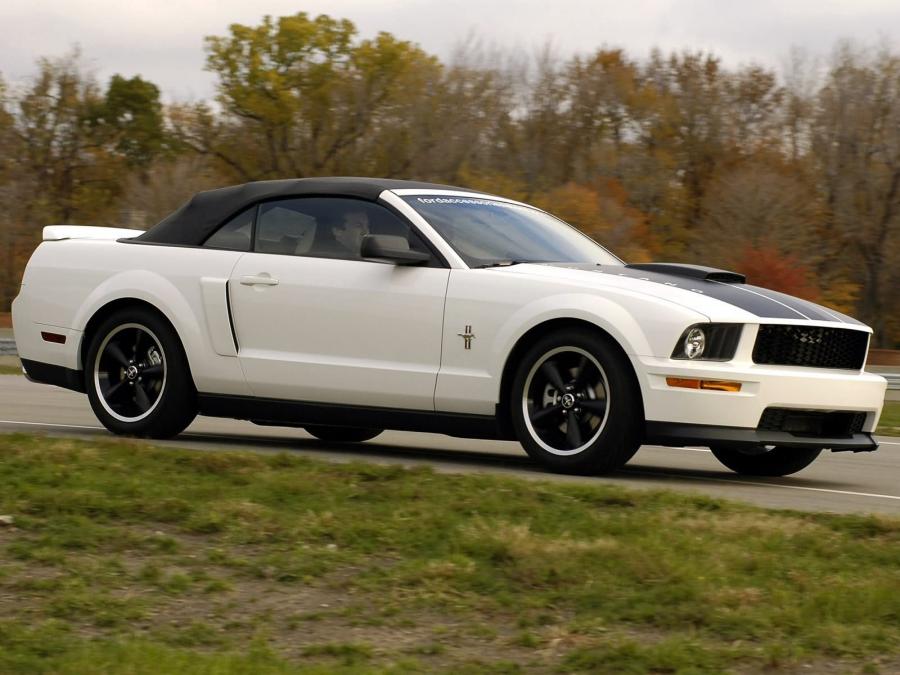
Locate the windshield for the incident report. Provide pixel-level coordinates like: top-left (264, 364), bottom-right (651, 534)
top-left (400, 195), bottom-right (623, 268)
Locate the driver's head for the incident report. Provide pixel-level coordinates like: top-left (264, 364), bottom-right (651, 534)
top-left (333, 209), bottom-right (370, 252)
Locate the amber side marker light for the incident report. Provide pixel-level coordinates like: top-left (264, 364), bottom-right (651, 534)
top-left (40, 331), bottom-right (66, 345)
top-left (666, 377), bottom-right (742, 392)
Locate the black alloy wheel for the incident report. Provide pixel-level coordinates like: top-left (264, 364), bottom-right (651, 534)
top-left (510, 328), bottom-right (642, 474)
top-left (94, 323), bottom-right (166, 422)
top-left (85, 307), bottom-right (197, 438)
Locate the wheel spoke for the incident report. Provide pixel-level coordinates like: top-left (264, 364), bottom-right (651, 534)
top-left (531, 403), bottom-right (563, 425)
top-left (105, 342), bottom-right (130, 368)
top-left (133, 382), bottom-right (151, 411)
top-left (579, 398), bottom-right (607, 415)
top-left (133, 328), bottom-right (143, 355)
top-left (540, 361), bottom-right (567, 393)
top-left (571, 355), bottom-right (591, 389)
top-left (142, 364), bottom-right (164, 377)
top-left (103, 379), bottom-right (128, 402)
top-left (565, 414), bottom-right (583, 447)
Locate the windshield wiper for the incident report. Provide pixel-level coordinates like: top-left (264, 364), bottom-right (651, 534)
top-left (473, 259), bottom-right (547, 269)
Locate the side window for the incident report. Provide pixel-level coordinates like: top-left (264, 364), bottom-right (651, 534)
top-left (203, 207), bottom-right (254, 251)
top-left (254, 197), bottom-right (435, 263)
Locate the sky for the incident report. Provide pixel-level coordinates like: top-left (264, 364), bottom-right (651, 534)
top-left (2, 0), bottom-right (898, 101)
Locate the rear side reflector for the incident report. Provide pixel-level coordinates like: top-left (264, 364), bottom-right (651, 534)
top-left (666, 377), bottom-right (741, 392)
top-left (41, 331), bottom-right (67, 344)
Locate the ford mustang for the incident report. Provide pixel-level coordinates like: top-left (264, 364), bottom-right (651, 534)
top-left (11, 178), bottom-right (887, 475)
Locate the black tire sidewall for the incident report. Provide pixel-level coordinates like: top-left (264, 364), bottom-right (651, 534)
top-left (510, 328), bottom-right (642, 475)
top-left (85, 307), bottom-right (197, 438)
top-left (710, 446), bottom-right (822, 476)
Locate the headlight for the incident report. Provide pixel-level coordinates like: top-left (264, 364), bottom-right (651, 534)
top-left (683, 328), bottom-right (706, 359)
top-left (671, 324), bottom-right (743, 361)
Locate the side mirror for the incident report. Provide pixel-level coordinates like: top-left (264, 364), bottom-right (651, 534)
top-left (361, 234), bottom-right (431, 266)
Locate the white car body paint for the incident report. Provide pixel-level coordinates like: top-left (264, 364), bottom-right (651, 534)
top-left (228, 252), bottom-right (449, 409)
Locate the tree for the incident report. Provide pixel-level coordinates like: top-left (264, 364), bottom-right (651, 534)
top-left (188, 13), bottom-right (444, 181)
top-left (734, 245), bottom-right (821, 301)
top-left (812, 45), bottom-right (900, 345)
top-left (12, 51), bottom-right (121, 224)
top-left (90, 75), bottom-right (166, 170)
top-left (532, 180), bottom-right (658, 261)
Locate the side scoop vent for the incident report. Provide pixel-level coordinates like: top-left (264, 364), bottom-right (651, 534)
top-left (624, 263), bottom-right (745, 284)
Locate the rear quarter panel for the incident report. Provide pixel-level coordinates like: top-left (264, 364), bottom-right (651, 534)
top-left (12, 240), bottom-right (250, 395)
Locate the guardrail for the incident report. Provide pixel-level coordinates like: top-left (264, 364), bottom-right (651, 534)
top-left (1, 337), bottom-right (899, 390)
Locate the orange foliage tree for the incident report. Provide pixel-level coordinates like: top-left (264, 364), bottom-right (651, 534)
top-left (733, 245), bottom-right (821, 301)
top-left (532, 180), bottom-right (660, 262)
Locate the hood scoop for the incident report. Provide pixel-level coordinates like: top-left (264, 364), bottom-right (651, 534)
top-left (624, 263), bottom-right (745, 284)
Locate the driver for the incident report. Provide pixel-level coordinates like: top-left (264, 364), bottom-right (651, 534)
top-left (332, 209), bottom-right (370, 257)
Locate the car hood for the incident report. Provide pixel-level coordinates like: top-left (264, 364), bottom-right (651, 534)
top-left (500, 262), bottom-right (867, 328)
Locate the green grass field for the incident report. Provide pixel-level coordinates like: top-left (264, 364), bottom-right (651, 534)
top-left (0, 434), bottom-right (898, 674)
top-left (877, 400), bottom-right (900, 436)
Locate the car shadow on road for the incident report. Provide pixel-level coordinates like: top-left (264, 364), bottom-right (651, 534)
top-left (175, 429), bottom-right (866, 493)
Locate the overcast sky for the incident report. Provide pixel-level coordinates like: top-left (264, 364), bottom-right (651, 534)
top-left (2, 0), bottom-right (898, 100)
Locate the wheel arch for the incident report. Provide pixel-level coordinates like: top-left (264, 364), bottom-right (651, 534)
top-left (495, 318), bottom-right (645, 440)
top-left (80, 298), bottom-right (196, 388)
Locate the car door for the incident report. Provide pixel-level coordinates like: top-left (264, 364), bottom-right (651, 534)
top-left (228, 196), bottom-right (450, 410)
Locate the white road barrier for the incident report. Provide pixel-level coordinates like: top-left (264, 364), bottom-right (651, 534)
top-left (884, 373), bottom-right (900, 390)
top-left (0, 339), bottom-right (16, 356)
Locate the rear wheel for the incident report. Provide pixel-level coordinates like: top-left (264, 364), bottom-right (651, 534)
top-left (305, 426), bottom-right (382, 443)
top-left (85, 307), bottom-right (197, 438)
top-left (510, 328), bottom-right (642, 475)
top-left (710, 446), bottom-right (822, 476)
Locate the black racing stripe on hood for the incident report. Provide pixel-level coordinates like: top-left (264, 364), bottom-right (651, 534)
top-left (739, 285), bottom-right (864, 326)
top-left (557, 264), bottom-right (850, 321)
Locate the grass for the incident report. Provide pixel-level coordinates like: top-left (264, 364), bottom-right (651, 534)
top-left (0, 364), bottom-right (22, 375)
top-left (0, 434), bottom-right (898, 673)
top-left (877, 400), bottom-right (900, 436)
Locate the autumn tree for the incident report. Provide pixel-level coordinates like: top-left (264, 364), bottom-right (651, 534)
top-left (812, 45), bottom-right (900, 345)
top-left (181, 13), bottom-right (447, 181)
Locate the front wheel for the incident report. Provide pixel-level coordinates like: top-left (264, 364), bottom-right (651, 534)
top-left (509, 328), bottom-right (642, 475)
top-left (710, 446), bottom-right (822, 476)
top-left (305, 426), bottom-right (382, 443)
top-left (85, 307), bottom-right (197, 439)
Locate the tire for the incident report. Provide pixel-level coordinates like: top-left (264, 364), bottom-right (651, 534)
top-left (305, 426), bottom-right (382, 443)
top-left (710, 446), bottom-right (822, 477)
top-left (509, 328), bottom-right (642, 475)
top-left (84, 307), bottom-right (197, 439)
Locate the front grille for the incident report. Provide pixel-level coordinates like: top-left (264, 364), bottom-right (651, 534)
top-left (758, 408), bottom-right (867, 437)
top-left (753, 325), bottom-right (868, 369)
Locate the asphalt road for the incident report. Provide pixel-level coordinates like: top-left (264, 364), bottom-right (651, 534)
top-left (1, 374), bottom-right (898, 516)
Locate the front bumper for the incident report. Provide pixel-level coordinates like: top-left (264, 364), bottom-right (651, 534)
top-left (636, 354), bottom-right (888, 438)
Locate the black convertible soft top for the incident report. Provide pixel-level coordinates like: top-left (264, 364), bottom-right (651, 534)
top-left (135, 177), bottom-right (471, 246)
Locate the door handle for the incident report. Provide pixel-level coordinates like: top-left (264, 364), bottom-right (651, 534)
top-left (240, 274), bottom-right (279, 286)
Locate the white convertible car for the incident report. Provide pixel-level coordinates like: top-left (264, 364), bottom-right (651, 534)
top-left (12, 178), bottom-right (887, 476)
